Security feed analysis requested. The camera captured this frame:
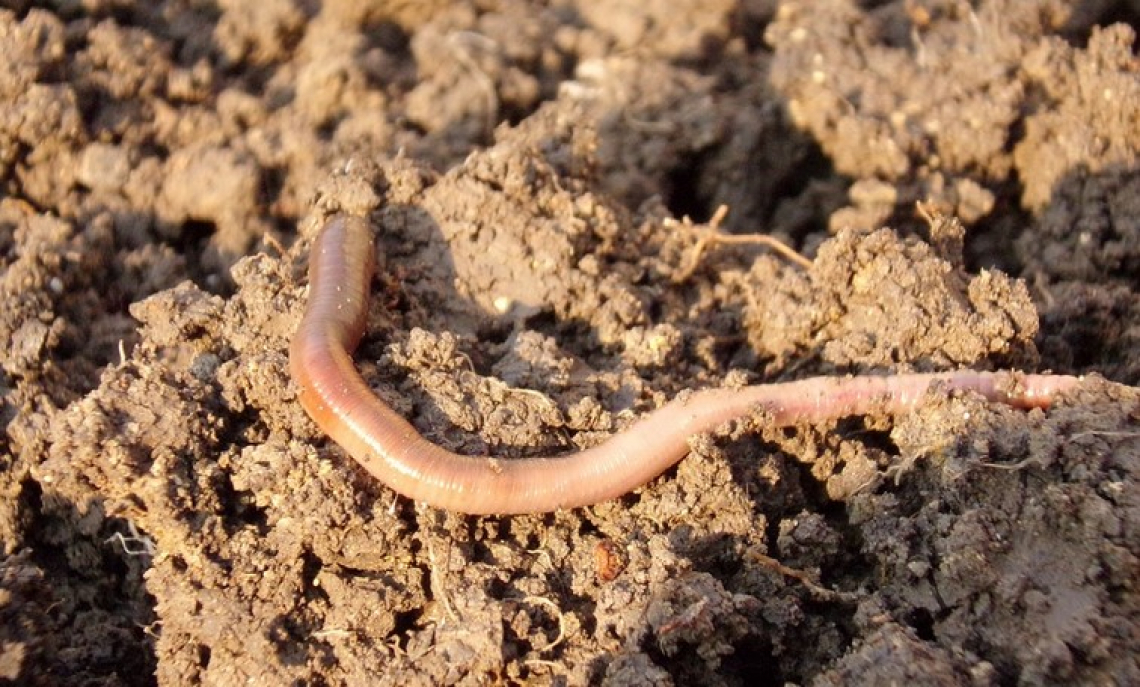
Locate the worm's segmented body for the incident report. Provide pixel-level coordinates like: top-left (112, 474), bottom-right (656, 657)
top-left (290, 214), bottom-right (1081, 515)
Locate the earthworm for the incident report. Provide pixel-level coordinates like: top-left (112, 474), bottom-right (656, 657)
top-left (289, 213), bottom-right (1082, 515)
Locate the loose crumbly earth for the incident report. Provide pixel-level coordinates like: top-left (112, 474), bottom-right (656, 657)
top-left (1, 1), bottom-right (1138, 685)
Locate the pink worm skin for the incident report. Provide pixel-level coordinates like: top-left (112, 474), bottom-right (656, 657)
top-left (289, 214), bottom-right (1083, 515)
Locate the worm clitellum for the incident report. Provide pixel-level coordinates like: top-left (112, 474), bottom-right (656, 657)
top-left (289, 214), bottom-right (1083, 515)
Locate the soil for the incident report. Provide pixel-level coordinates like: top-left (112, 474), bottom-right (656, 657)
top-left (1, 1), bottom-right (1139, 685)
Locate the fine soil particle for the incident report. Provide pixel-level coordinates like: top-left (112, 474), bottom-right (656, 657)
top-left (2, 2), bottom-right (1139, 685)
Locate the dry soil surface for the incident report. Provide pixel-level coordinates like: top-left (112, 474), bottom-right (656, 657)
top-left (1, 1), bottom-right (1139, 685)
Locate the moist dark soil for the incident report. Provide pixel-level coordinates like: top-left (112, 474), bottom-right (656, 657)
top-left (2, 1), bottom-right (1139, 685)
